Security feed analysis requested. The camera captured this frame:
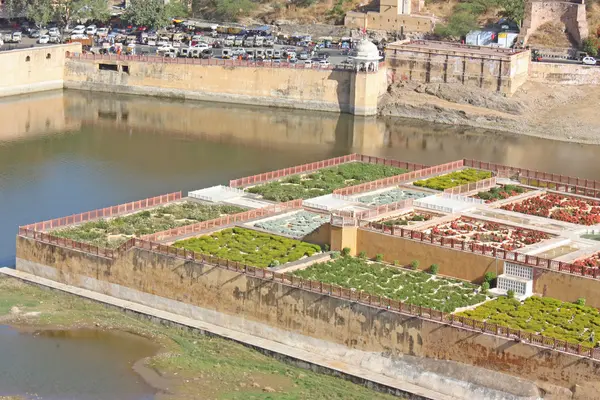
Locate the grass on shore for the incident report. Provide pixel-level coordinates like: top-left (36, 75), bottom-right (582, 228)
top-left (0, 275), bottom-right (401, 400)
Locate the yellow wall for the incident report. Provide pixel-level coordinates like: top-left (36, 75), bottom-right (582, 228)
top-left (64, 59), bottom-right (356, 114)
top-left (345, 12), bottom-right (433, 33)
top-left (0, 43), bottom-right (81, 97)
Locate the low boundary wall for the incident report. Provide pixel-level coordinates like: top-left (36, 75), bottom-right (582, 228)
top-left (141, 199), bottom-right (303, 242)
top-left (335, 160), bottom-right (464, 196)
top-left (21, 191), bottom-right (182, 232)
top-left (14, 235), bottom-right (600, 395)
top-left (229, 153), bottom-right (427, 188)
top-left (465, 159), bottom-right (600, 198)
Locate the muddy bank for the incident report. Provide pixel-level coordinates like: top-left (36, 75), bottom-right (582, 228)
top-left (0, 275), bottom-right (401, 400)
top-left (379, 81), bottom-right (600, 145)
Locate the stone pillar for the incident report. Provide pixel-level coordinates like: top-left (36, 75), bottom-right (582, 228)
top-left (350, 66), bottom-right (387, 116)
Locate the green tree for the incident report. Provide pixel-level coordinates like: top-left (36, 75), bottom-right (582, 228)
top-left (53, 0), bottom-right (111, 28)
top-left (582, 37), bottom-right (599, 57)
top-left (214, 0), bottom-right (255, 21)
top-left (3, 0), bottom-right (28, 19)
top-left (434, 11), bottom-right (479, 39)
top-left (498, 0), bottom-right (525, 26)
top-left (27, 0), bottom-right (54, 28)
top-left (124, 0), bottom-right (188, 29)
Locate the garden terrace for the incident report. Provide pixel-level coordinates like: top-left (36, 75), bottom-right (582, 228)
top-left (501, 193), bottom-right (600, 226)
top-left (574, 252), bottom-right (600, 269)
top-left (245, 163), bottom-right (408, 202)
top-left (50, 202), bottom-right (246, 248)
top-left (353, 187), bottom-right (429, 206)
top-left (421, 217), bottom-right (553, 252)
top-left (475, 185), bottom-right (528, 203)
top-left (378, 211), bottom-right (443, 227)
top-left (292, 257), bottom-right (487, 312)
top-left (413, 169), bottom-right (492, 191)
top-left (250, 210), bottom-right (330, 238)
top-left (457, 296), bottom-right (600, 346)
top-left (172, 227), bottom-right (321, 268)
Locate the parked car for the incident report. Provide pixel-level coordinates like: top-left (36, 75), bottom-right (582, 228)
top-left (303, 60), bottom-right (312, 68)
top-left (86, 25), bottom-right (97, 35)
top-left (38, 35), bottom-right (50, 44)
top-left (29, 30), bottom-right (41, 38)
top-left (97, 27), bottom-right (109, 37)
top-left (319, 59), bottom-right (330, 67)
top-left (48, 27), bottom-right (60, 37)
top-left (582, 56), bottom-right (597, 65)
top-left (71, 25), bottom-right (86, 35)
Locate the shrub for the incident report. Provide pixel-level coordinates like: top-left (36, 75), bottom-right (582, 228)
top-left (507, 289), bottom-right (515, 299)
top-left (481, 281), bottom-right (490, 294)
top-left (393, 260), bottom-right (400, 266)
top-left (330, 251), bottom-right (340, 259)
top-left (582, 37), bottom-right (599, 57)
top-left (322, 244), bottom-right (330, 252)
top-left (269, 260), bottom-right (280, 268)
top-left (576, 297), bottom-right (586, 306)
top-left (429, 264), bottom-right (439, 275)
top-left (358, 251), bottom-right (367, 259)
top-left (375, 253), bottom-right (384, 262)
top-left (410, 260), bottom-right (420, 270)
top-left (342, 247), bottom-right (351, 257)
top-left (483, 272), bottom-right (496, 287)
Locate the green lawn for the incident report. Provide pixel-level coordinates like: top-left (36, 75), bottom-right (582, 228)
top-left (173, 227), bottom-right (321, 268)
top-left (292, 257), bottom-right (487, 312)
top-left (413, 169), bottom-right (492, 191)
top-left (457, 296), bottom-right (600, 345)
top-left (246, 162), bottom-right (408, 202)
top-left (51, 202), bottom-right (245, 248)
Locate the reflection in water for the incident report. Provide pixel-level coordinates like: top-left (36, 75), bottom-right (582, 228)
top-left (0, 326), bottom-right (157, 400)
top-left (0, 90), bottom-right (598, 265)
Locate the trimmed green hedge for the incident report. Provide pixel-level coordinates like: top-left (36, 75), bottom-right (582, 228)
top-left (173, 227), bottom-right (321, 268)
top-left (458, 296), bottom-right (600, 345)
top-left (246, 162), bottom-right (408, 202)
top-left (413, 169), bottom-right (492, 191)
top-left (52, 202), bottom-right (245, 248)
top-left (293, 257), bottom-right (486, 312)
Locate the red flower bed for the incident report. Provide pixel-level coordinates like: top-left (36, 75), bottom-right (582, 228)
top-left (574, 252), bottom-right (600, 269)
top-left (423, 217), bottom-right (552, 251)
top-left (501, 194), bottom-right (600, 225)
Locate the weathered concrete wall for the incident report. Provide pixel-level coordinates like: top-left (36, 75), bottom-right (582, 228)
top-left (64, 59), bottom-right (358, 114)
top-left (344, 11), bottom-right (434, 33)
top-left (355, 229), bottom-right (500, 281)
top-left (522, 0), bottom-right (589, 46)
top-left (0, 44), bottom-right (81, 98)
top-left (534, 267), bottom-right (600, 306)
top-left (385, 43), bottom-right (530, 95)
top-left (14, 235), bottom-right (600, 398)
top-left (529, 61), bottom-right (600, 85)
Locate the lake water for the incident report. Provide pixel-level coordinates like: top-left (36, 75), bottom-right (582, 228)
top-left (0, 89), bottom-right (599, 398)
top-left (0, 326), bottom-right (157, 399)
top-left (1, 90), bottom-right (599, 266)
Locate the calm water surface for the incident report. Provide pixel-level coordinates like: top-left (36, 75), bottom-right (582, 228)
top-left (0, 326), bottom-right (157, 399)
top-left (0, 90), bottom-right (599, 398)
top-left (1, 89), bottom-right (599, 265)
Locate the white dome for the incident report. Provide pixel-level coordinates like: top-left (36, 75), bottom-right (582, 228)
top-left (354, 38), bottom-right (381, 61)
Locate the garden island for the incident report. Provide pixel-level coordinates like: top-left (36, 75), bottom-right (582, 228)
top-left (11, 153), bottom-right (600, 399)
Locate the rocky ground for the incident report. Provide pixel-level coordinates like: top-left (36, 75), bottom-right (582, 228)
top-left (379, 81), bottom-right (600, 145)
